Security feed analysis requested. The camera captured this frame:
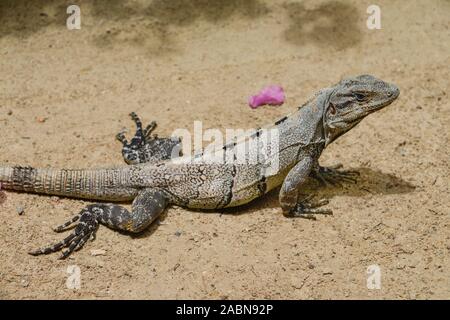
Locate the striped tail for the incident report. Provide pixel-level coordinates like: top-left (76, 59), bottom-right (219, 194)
top-left (0, 165), bottom-right (136, 201)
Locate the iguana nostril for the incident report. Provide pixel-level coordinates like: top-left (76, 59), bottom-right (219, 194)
top-left (387, 86), bottom-right (400, 98)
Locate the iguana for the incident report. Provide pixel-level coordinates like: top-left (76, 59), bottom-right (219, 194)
top-left (0, 75), bottom-right (399, 259)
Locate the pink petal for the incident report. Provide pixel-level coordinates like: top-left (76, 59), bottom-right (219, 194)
top-left (249, 85), bottom-right (285, 108)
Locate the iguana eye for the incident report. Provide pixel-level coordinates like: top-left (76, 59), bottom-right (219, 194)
top-left (353, 92), bottom-right (366, 101)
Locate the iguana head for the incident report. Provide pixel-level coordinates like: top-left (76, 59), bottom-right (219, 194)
top-left (324, 74), bottom-right (399, 145)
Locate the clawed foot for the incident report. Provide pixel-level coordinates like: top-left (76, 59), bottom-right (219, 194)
top-left (285, 196), bottom-right (333, 220)
top-left (116, 112), bottom-right (157, 143)
top-left (117, 112), bottom-right (181, 164)
top-left (311, 164), bottom-right (360, 187)
top-left (29, 208), bottom-right (99, 259)
top-left (116, 112), bottom-right (158, 164)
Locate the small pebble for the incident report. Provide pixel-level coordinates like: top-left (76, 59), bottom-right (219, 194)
top-left (174, 231), bottom-right (182, 237)
top-left (90, 249), bottom-right (106, 256)
top-left (16, 206), bottom-right (24, 215)
top-left (20, 279), bottom-right (29, 287)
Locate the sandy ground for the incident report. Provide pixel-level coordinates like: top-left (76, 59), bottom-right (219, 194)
top-left (0, 0), bottom-right (448, 299)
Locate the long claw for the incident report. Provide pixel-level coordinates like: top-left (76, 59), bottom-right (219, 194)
top-left (116, 131), bottom-right (128, 145)
top-left (74, 234), bottom-right (91, 252)
top-left (53, 214), bottom-right (80, 232)
top-left (144, 121), bottom-right (157, 140)
top-left (303, 208), bottom-right (333, 215)
top-left (59, 234), bottom-right (83, 260)
top-left (303, 198), bottom-right (329, 208)
top-left (286, 197), bottom-right (333, 219)
top-left (29, 233), bottom-right (77, 256)
top-left (130, 112), bottom-right (143, 131)
top-left (290, 206), bottom-right (333, 219)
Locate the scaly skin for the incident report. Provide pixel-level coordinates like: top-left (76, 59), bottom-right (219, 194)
top-left (0, 75), bottom-right (399, 258)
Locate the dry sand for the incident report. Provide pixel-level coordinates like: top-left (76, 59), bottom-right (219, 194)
top-left (0, 0), bottom-right (448, 299)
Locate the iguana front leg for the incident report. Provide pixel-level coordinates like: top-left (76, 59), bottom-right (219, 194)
top-left (279, 156), bottom-right (332, 219)
top-left (29, 188), bottom-right (168, 259)
top-left (116, 112), bottom-right (181, 164)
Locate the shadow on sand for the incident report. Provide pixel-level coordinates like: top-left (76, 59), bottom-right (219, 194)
top-left (283, 1), bottom-right (362, 50)
top-left (0, 0), bottom-right (269, 56)
top-left (1, 1), bottom-right (362, 55)
top-left (207, 167), bottom-right (415, 216)
top-left (135, 167), bottom-right (415, 239)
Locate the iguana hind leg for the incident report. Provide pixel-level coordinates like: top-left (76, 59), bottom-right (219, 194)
top-left (279, 156), bottom-right (333, 219)
top-left (29, 188), bottom-right (168, 259)
top-left (116, 112), bottom-right (182, 164)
